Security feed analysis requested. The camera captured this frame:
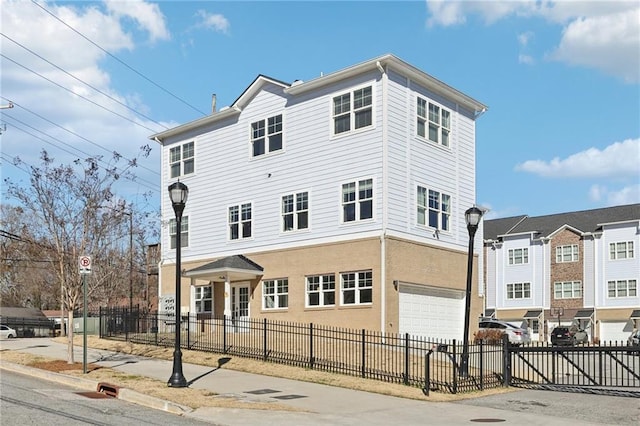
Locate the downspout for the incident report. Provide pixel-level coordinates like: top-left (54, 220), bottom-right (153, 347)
top-left (378, 61), bottom-right (388, 334)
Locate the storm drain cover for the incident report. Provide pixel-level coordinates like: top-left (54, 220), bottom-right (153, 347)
top-left (272, 394), bottom-right (307, 400)
top-left (76, 392), bottom-right (112, 399)
top-left (244, 389), bottom-right (281, 395)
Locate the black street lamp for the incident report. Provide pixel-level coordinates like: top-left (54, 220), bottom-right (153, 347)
top-left (168, 181), bottom-right (188, 388)
top-left (460, 205), bottom-right (483, 378)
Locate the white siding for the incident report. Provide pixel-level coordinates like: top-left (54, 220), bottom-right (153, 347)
top-left (583, 236), bottom-right (596, 306)
top-left (598, 222), bottom-right (640, 309)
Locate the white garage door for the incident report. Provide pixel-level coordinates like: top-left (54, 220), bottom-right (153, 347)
top-left (399, 284), bottom-right (464, 340)
top-left (599, 321), bottom-right (630, 343)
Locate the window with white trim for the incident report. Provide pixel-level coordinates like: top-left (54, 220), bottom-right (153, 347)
top-left (342, 179), bottom-right (373, 222)
top-left (169, 141), bottom-right (194, 178)
top-left (195, 286), bottom-right (212, 313)
top-left (556, 245), bottom-right (579, 263)
top-left (333, 86), bottom-right (372, 135)
top-left (169, 216), bottom-right (188, 249)
top-left (251, 114), bottom-right (283, 157)
top-left (306, 274), bottom-right (335, 307)
top-left (417, 97), bottom-right (450, 147)
top-left (607, 279), bottom-right (637, 298)
top-left (282, 192), bottom-right (309, 231)
top-left (506, 282), bottom-right (531, 299)
top-left (609, 241), bottom-right (634, 260)
top-left (508, 248), bottom-right (529, 265)
top-left (554, 281), bottom-right (582, 299)
top-left (340, 270), bottom-right (372, 305)
top-left (263, 278), bottom-right (288, 309)
top-left (229, 203), bottom-right (252, 240)
top-left (417, 186), bottom-right (451, 231)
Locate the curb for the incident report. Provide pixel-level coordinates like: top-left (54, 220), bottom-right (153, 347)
top-left (0, 361), bottom-right (191, 415)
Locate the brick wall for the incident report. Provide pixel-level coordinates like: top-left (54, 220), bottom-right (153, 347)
top-left (550, 229), bottom-right (583, 309)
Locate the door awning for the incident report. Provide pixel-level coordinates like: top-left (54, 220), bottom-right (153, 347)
top-left (184, 254), bottom-right (263, 282)
top-left (630, 309), bottom-right (640, 319)
top-left (523, 309), bottom-right (543, 319)
top-left (484, 308), bottom-right (495, 317)
top-left (574, 308), bottom-right (594, 319)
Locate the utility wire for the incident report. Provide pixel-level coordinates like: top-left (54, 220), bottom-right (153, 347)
top-left (30, 0), bottom-right (207, 116)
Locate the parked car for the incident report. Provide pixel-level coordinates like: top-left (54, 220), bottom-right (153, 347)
top-left (628, 330), bottom-right (640, 347)
top-left (0, 325), bottom-right (17, 339)
top-left (478, 320), bottom-right (531, 345)
top-left (551, 326), bottom-right (589, 346)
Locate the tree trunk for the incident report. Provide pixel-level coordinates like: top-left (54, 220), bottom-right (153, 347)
top-left (67, 310), bottom-right (74, 364)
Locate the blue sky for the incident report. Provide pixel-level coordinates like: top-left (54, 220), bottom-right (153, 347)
top-left (2, 0), bottom-right (639, 223)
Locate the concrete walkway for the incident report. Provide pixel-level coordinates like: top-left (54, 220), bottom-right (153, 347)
top-left (1, 338), bottom-right (637, 425)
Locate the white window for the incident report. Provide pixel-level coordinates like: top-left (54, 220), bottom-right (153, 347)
top-left (556, 245), bottom-right (579, 263)
top-left (229, 203), bottom-right (252, 240)
top-left (169, 216), bottom-right (188, 249)
top-left (417, 97), bottom-right (450, 147)
top-left (251, 114), bottom-right (283, 157)
top-left (342, 179), bottom-right (373, 222)
top-left (607, 279), bottom-right (637, 298)
top-left (169, 141), bottom-right (194, 178)
top-left (609, 241), bottom-right (634, 260)
top-left (340, 270), bottom-right (372, 305)
top-left (554, 281), bottom-right (582, 299)
top-left (195, 286), bottom-right (212, 313)
top-left (306, 274), bottom-right (335, 307)
top-left (417, 186), bottom-right (451, 231)
top-left (508, 248), bottom-right (529, 265)
top-left (506, 282), bottom-right (531, 299)
top-left (263, 278), bottom-right (288, 309)
top-left (333, 86), bottom-right (373, 135)
top-left (282, 192), bottom-right (309, 231)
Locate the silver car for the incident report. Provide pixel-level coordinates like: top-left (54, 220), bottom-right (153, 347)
top-left (479, 320), bottom-right (531, 345)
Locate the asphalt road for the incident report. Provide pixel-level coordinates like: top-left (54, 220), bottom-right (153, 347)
top-left (0, 369), bottom-right (216, 426)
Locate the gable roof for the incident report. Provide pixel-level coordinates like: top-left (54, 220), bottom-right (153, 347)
top-left (184, 254), bottom-right (263, 281)
top-left (484, 204), bottom-right (640, 241)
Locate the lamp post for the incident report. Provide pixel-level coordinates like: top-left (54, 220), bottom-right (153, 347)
top-left (168, 181), bottom-right (188, 388)
top-left (460, 205), bottom-right (483, 378)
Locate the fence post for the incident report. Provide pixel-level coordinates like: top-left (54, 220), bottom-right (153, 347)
top-left (452, 339), bottom-right (458, 394)
top-left (422, 350), bottom-right (433, 396)
top-left (309, 323), bottom-right (314, 370)
top-left (186, 312), bottom-right (191, 349)
top-left (99, 306), bottom-right (103, 338)
top-left (223, 315), bottom-right (227, 353)
top-left (361, 329), bottom-right (366, 378)
top-left (479, 340), bottom-right (484, 390)
top-left (502, 334), bottom-right (511, 386)
top-left (404, 333), bottom-right (410, 385)
top-left (263, 318), bottom-right (268, 361)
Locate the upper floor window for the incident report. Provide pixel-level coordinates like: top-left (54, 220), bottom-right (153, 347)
top-left (169, 142), bottom-right (194, 178)
top-left (607, 279), bottom-right (637, 298)
top-left (506, 282), bottom-right (531, 299)
top-left (333, 86), bottom-right (372, 135)
top-left (195, 286), bottom-right (212, 313)
top-left (263, 278), bottom-right (288, 309)
top-left (609, 241), bottom-right (634, 260)
top-left (342, 179), bottom-right (373, 222)
top-left (282, 192), bottom-right (309, 232)
top-left (508, 248), bottom-right (529, 265)
top-left (251, 114), bottom-right (283, 157)
top-left (229, 203), bottom-right (252, 240)
top-left (554, 281), bottom-right (582, 299)
top-left (556, 245), bottom-right (579, 263)
top-left (417, 186), bottom-right (451, 231)
top-left (417, 98), bottom-right (450, 147)
top-left (341, 270), bottom-right (372, 305)
top-left (169, 216), bottom-right (189, 249)
top-left (306, 274), bottom-right (336, 307)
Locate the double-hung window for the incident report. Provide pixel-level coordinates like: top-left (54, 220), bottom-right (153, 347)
top-left (333, 86), bottom-right (372, 135)
top-left (417, 187), bottom-right (451, 231)
top-left (340, 270), bottom-right (372, 305)
top-left (169, 216), bottom-right (189, 249)
top-left (607, 279), bottom-right (637, 298)
top-left (282, 192), bottom-right (309, 231)
top-left (342, 179), bottom-right (373, 222)
top-left (195, 286), bottom-right (212, 313)
top-left (609, 241), bottom-right (634, 260)
top-left (506, 282), bottom-right (531, 299)
top-left (229, 203), bottom-right (252, 240)
top-left (556, 245), bottom-right (579, 262)
top-left (306, 274), bottom-right (335, 307)
top-left (554, 281), bottom-right (582, 299)
top-left (508, 248), bottom-right (529, 265)
top-left (263, 278), bottom-right (288, 309)
top-left (417, 98), bottom-right (450, 147)
top-left (169, 142), bottom-right (194, 178)
top-left (251, 114), bottom-right (283, 157)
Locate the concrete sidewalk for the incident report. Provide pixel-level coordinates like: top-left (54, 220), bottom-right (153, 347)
top-left (0, 338), bottom-right (634, 425)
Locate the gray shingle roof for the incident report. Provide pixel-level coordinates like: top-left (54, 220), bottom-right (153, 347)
top-left (186, 254), bottom-right (263, 274)
top-left (484, 204), bottom-right (640, 241)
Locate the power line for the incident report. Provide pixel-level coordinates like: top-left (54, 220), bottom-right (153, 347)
top-left (30, 0), bottom-right (207, 116)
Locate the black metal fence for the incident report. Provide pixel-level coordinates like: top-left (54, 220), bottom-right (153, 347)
top-left (1, 317), bottom-right (55, 337)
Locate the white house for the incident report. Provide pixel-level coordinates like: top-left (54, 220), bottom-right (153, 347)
top-left (484, 204), bottom-right (640, 342)
top-left (150, 54), bottom-right (488, 341)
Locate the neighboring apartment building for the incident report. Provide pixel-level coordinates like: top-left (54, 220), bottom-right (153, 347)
top-left (150, 54), bottom-right (488, 341)
top-left (484, 204), bottom-right (640, 342)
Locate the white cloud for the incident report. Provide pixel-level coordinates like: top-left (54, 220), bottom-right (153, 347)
top-left (515, 138), bottom-right (640, 178)
top-left (104, 0), bottom-right (170, 42)
top-left (518, 54), bottom-right (534, 65)
top-left (589, 183), bottom-right (640, 205)
top-left (195, 10), bottom-right (231, 34)
top-left (518, 31), bottom-right (534, 46)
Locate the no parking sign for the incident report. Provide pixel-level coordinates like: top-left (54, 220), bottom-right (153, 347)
top-left (79, 255), bottom-right (92, 274)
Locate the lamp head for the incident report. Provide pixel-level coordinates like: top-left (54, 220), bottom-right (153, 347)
top-left (465, 206), bottom-right (483, 228)
top-left (168, 181), bottom-right (188, 216)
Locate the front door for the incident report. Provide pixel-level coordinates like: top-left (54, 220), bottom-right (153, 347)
top-left (231, 282), bottom-right (250, 332)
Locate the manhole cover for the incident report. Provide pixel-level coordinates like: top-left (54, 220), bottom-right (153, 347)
top-left (245, 389), bottom-right (281, 395)
top-left (272, 394), bottom-right (307, 400)
top-left (76, 392), bottom-right (113, 399)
